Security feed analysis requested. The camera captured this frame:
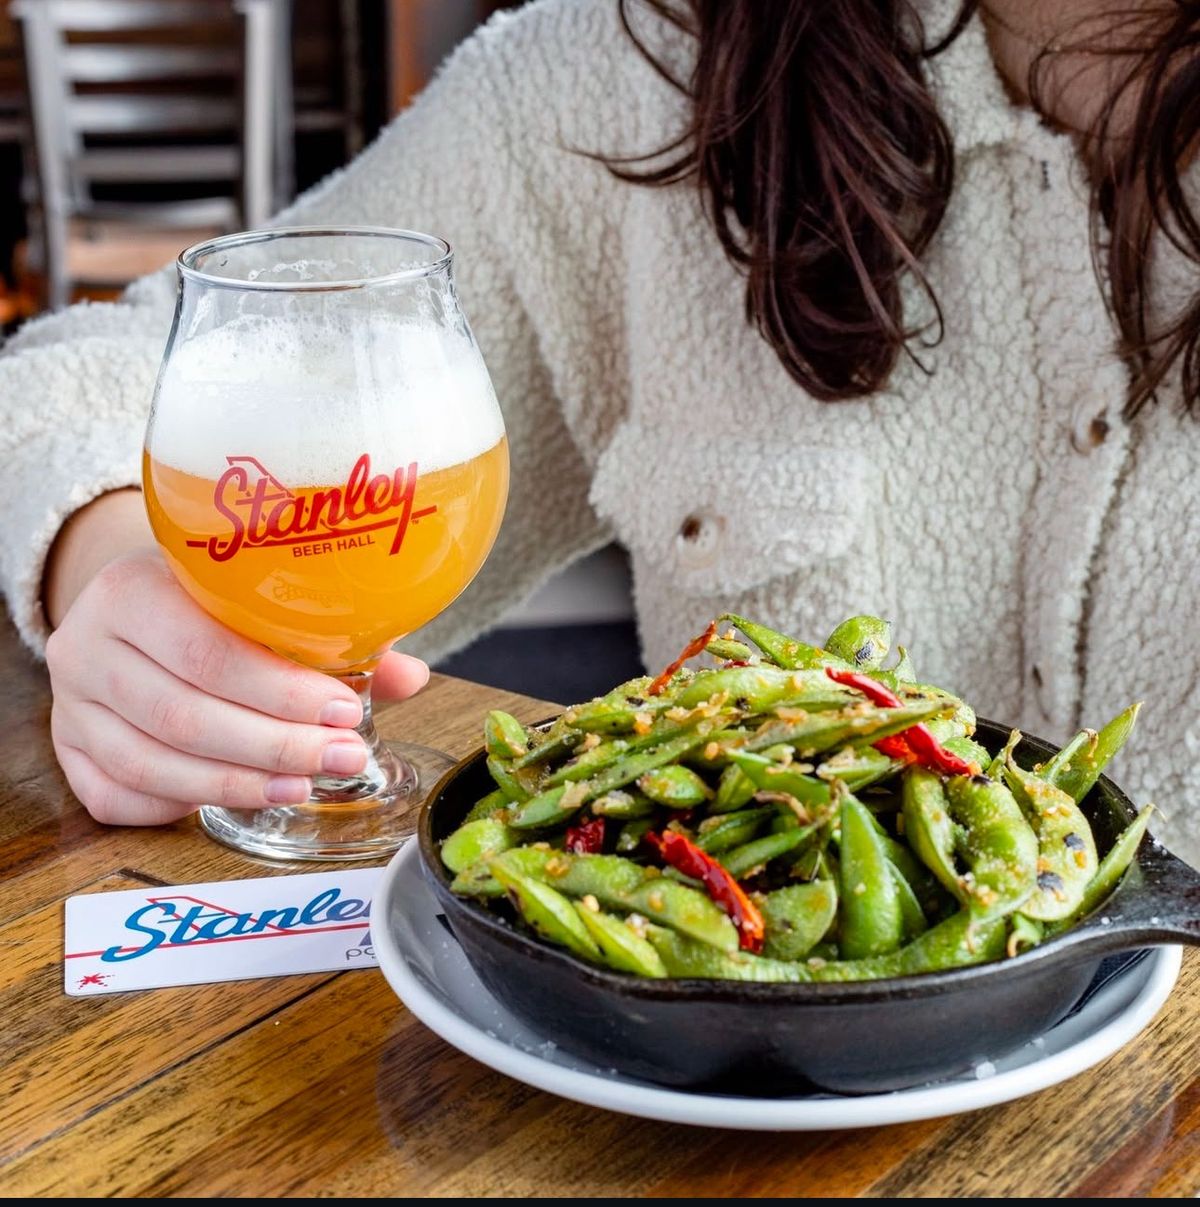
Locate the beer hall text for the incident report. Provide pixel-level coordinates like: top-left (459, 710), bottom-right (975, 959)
top-left (186, 453), bottom-right (436, 562)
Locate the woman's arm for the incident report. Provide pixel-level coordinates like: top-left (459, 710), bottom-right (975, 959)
top-left (11, 11), bottom-right (613, 824)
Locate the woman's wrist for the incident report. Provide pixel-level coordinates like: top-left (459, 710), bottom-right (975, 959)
top-left (43, 489), bottom-right (156, 628)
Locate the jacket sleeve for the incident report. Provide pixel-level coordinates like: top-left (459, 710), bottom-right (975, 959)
top-left (0, 21), bottom-right (611, 661)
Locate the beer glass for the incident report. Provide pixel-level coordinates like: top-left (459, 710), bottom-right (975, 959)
top-left (144, 227), bottom-right (509, 860)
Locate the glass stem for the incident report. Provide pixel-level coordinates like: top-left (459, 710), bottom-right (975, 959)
top-left (309, 670), bottom-right (407, 804)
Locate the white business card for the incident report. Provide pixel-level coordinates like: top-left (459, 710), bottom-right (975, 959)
top-left (64, 866), bottom-right (383, 995)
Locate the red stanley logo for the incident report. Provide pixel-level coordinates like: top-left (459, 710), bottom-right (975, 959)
top-left (186, 454), bottom-right (436, 562)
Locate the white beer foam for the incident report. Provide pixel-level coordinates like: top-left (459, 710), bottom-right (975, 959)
top-left (149, 314), bottom-right (505, 484)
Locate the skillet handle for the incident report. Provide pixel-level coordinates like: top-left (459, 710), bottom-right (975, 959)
top-left (1051, 836), bottom-right (1200, 960)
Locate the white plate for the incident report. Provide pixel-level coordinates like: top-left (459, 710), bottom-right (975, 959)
top-left (374, 839), bottom-right (1182, 1131)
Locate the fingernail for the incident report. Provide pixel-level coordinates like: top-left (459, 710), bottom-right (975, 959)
top-left (319, 699), bottom-right (361, 728)
top-left (265, 775), bottom-right (311, 804)
top-left (321, 742), bottom-right (368, 775)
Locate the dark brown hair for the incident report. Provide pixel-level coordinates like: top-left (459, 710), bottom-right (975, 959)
top-left (1033, 3), bottom-right (1200, 415)
top-left (605, 0), bottom-right (977, 401)
top-left (609, 0), bottom-right (1200, 415)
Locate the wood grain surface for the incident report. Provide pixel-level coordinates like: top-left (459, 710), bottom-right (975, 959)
top-left (0, 618), bottom-right (1196, 1198)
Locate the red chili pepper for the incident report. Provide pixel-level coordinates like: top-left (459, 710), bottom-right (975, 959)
top-left (565, 817), bottom-right (605, 854)
top-left (647, 620), bottom-right (719, 696)
top-left (901, 724), bottom-right (979, 777)
top-left (872, 733), bottom-right (917, 763)
top-left (825, 667), bottom-right (902, 708)
top-left (825, 667), bottom-right (980, 777)
top-left (645, 830), bottom-right (764, 953)
top-left (721, 659), bottom-right (752, 668)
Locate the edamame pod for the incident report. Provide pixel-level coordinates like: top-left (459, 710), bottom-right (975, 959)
top-left (901, 766), bottom-right (966, 902)
top-left (695, 805), bottom-right (777, 854)
top-left (572, 902), bottom-right (668, 977)
top-left (824, 615), bottom-right (892, 670)
top-left (838, 794), bottom-right (904, 958)
top-left (462, 787), bottom-right (511, 824)
top-left (1050, 803), bottom-right (1155, 932)
top-left (490, 861), bottom-right (602, 962)
top-left (760, 881), bottom-right (838, 960)
top-left (1002, 749), bottom-right (1098, 922)
top-left (484, 710), bottom-right (529, 759)
top-left (719, 613), bottom-right (852, 670)
top-left (946, 775), bottom-right (1038, 921)
top-left (1044, 702), bottom-right (1141, 803)
top-left (440, 817), bottom-right (517, 874)
top-left (638, 764), bottom-right (711, 807)
top-left (712, 763), bottom-right (758, 813)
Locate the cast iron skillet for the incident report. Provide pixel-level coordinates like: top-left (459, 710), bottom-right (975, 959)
top-left (417, 719), bottom-right (1200, 1095)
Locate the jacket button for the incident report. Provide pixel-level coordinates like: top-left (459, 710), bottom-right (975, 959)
top-left (1071, 409), bottom-right (1109, 453)
top-left (676, 509), bottom-right (725, 568)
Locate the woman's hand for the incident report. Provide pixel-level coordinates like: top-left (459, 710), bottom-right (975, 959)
top-left (45, 545), bottom-right (429, 826)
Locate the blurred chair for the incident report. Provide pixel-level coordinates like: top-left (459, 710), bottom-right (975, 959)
top-left (12, 0), bottom-right (293, 310)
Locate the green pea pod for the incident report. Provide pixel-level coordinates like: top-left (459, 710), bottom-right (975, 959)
top-left (485, 755), bottom-right (537, 803)
top-left (712, 763), bottom-right (758, 814)
top-left (1049, 803), bottom-right (1155, 932)
top-left (673, 665), bottom-right (842, 712)
top-left (591, 789), bottom-right (655, 819)
top-left (719, 613), bottom-right (852, 670)
top-left (761, 881), bottom-right (838, 960)
top-left (572, 903), bottom-right (668, 977)
top-left (511, 729), bottom-right (581, 770)
top-left (543, 709), bottom-right (722, 787)
top-left (484, 710), bottom-right (529, 759)
top-left (816, 746), bottom-right (901, 792)
top-left (879, 830), bottom-right (946, 918)
top-left (505, 851), bottom-right (740, 952)
top-left (838, 794), bottom-right (904, 958)
top-left (616, 817), bottom-right (655, 852)
top-left (808, 911), bottom-right (1006, 982)
top-left (647, 926), bottom-right (814, 982)
top-left (578, 728), bottom-right (720, 800)
top-left (742, 698), bottom-right (954, 758)
top-left (649, 911), bottom-right (1005, 982)
top-left (946, 775), bottom-right (1038, 920)
top-left (1002, 750), bottom-right (1098, 922)
top-left (462, 787), bottom-right (512, 824)
top-left (450, 845), bottom-right (555, 898)
top-left (901, 766), bottom-right (966, 902)
top-left (824, 615), bottom-right (892, 670)
top-left (561, 678), bottom-right (668, 734)
top-left (507, 783), bottom-right (587, 829)
top-left (720, 825), bottom-right (822, 878)
top-left (440, 817), bottom-right (517, 874)
top-left (1043, 702), bottom-right (1142, 803)
top-left (638, 764), bottom-right (711, 807)
top-left (728, 750), bottom-right (831, 812)
top-left (621, 877), bottom-right (740, 951)
top-left (705, 637), bottom-right (755, 662)
top-left (695, 805), bottom-right (777, 854)
top-left (944, 735), bottom-right (992, 773)
top-left (490, 861), bottom-right (602, 962)
top-left (889, 863), bottom-right (929, 940)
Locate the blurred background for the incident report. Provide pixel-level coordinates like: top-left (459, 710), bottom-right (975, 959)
top-left (0, 0), bottom-right (641, 702)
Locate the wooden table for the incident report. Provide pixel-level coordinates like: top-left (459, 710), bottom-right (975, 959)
top-left (1, 618), bottom-right (1197, 1198)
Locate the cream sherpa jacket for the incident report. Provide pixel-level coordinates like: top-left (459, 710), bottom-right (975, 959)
top-left (1, 0), bottom-right (1198, 865)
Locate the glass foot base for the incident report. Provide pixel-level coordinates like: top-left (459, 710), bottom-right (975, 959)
top-left (197, 741), bottom-right (456, 863)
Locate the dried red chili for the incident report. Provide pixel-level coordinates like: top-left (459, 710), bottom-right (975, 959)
top-left (647, 620), bottom-right (719, 696)
top-left (645, 830), bottom-right (765, 953)
top-left (564, 817), bottom-right (605, 854)
top-left (824, 667), bottom-right (979, 777)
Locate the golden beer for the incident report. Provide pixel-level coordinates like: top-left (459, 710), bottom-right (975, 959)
top-left (143, 438), bottom-right (508, 673)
